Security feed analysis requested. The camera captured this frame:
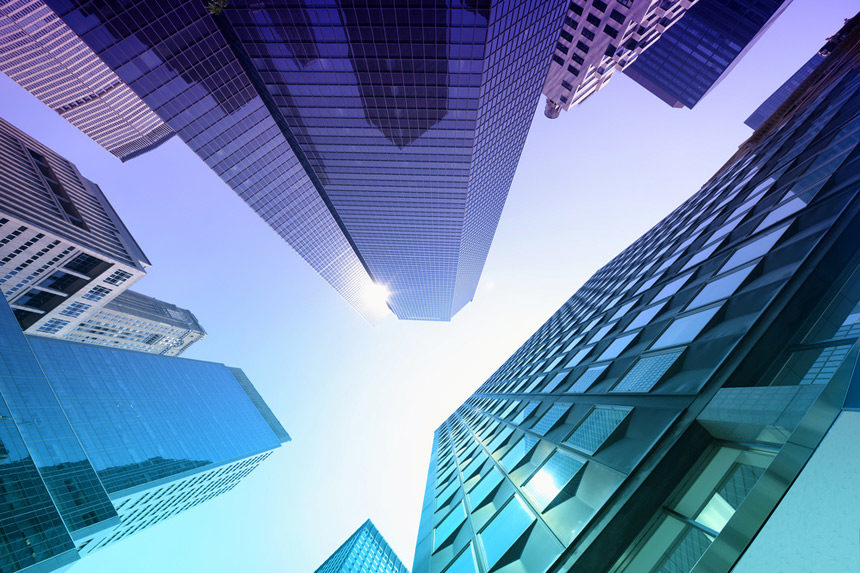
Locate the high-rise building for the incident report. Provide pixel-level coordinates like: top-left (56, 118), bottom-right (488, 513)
top-left (542, 0), bottom-right (698, 118)
top-left (315, 519), bottom-right (409, 573)
top-left (61, 289), bottom-right (206, 356)
top-left (0, 0), bottom-right (174, 161)
top-left (624, 0), bottom-right (791, 109)
top-left (33, 0), bottom-right (568, 322)
top-left (0, 116), bottom-right (150, 335)
top-left (0, 293), bottom-right (288, 573)
top-left (414, 24), bottom-right (860, 573)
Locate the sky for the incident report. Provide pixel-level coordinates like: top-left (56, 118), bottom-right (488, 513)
top-left (0, 1), bottom-right (855, 571)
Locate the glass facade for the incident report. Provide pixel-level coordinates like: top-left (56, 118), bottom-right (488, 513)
top-left (745, 53), bottom-right (826, 130)
top-left (43, 0), bottom-right (567, 321)
top-left (315, 519), bottom-right (409, 573)
top-left (415, 40), bottom-right (860, 573)
top-left (624, 0), bottom-right (789, 109)
top-left (0, 292), bottom-right (287, 572)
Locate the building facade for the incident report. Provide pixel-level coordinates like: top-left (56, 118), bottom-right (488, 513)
top-left (0, 0), bottom-right (174, 161)
top-left (0, 294), bottom-right (288, 573)
top-left (0, 116), bottom-right (150, 336)
top-left (624, 0), bottom-right (791, 109)
top-left (315, 519), bottom-right (409, 573)
top-left (414, 28), bottom-right (860, 573)
top-left (62, 289), bottom-right (205, 356)
top-left (542, 0), bottom-right (698, 118)
top-left (37, 0), bottom-right (568, 322)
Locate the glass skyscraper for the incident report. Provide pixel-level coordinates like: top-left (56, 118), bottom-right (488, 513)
top-left (624, 0), bottom-right (790, 109)
top-left (414, 27), bottom-right (860, 573)
top-left (315, 519), bottom-right (409, 573)
top-left (0, 292), bottom-right (288, 573)
top-left (30, 0), bottom-right (568, 322)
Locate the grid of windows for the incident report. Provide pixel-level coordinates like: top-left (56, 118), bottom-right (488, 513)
top-left (315, 520), bottom-right (408, 573)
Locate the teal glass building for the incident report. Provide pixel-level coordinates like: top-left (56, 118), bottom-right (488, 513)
top-left (414, 26), bottom-right (860, 573)
top-left (0, 294), bottom-right (288, 573)
top-left (315, 519), bottom-right (409, 573)
top-left (39, 0), bottom-right (568, 322)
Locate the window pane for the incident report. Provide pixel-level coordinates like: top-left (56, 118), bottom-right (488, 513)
top-left (435, 502), bottom-right (467, 549)
top-left (596, 332), bottom-right (638, 361)
top-left (624, 301), bottom-right (668, 332)
top-left (564, 406), bottom-right (631, 454)
top-left (522, 451), bottom-right (585, 510)
top-left (687, 265), bottom-right (756, 310)
top-left (500, 436), bottom-right (537, 471)
top-left (719, 224), bottom-right (789, 273)
top-left (479, 496), bottom-right (535, 567)
top-left (651, 306), bottom-right (721, 350)
top-left (532, 403), bottom-right (570, 435)
top-left (613, 349), bottom-right (685, 392)
top-left (444, 544), bottom-right (478, 573)
top-left (470, 468), bottom-right (503, 508)
top-left (566, 365), bottom-right (608, 394)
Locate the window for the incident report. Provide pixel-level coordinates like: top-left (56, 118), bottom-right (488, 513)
top-left (565, 346), bottom-right (592, 368)
top-left (596, 332), bottom-right (638, 361)
top-left (609, 9), bottom-right (626, 23)
top-left (28, 149), bottom-right (88, 230)
top-left (567, 365), bottom-right (608, 393)
top-left (512, 403), bottom-right (539, 425)
top-left (82, 285), bottom-right (112, 301)
top-left (719, 224), bottom-right (790, 273)
top-left (687, 265), bottom-right (756, 310)
top-left (564, 406), bottom-right (631, 454)
top-left (612, 349), bottom-right (685, 392)
top-left (500, 436), bottom-right (538, 471)
top-left (576, 41), bottom-right (589, 53)
top-left (64, 252), bottom-right (107, 277)
top-left (479, 496), bottom-right (535, 568)
top-left (604, 24), bottom-right (619, 38)
top-left (653, 272), bottom-right (693, 303)
top-left (651, 306), bottom-right (722, 350)
top-left (35, 317), bottom-right (69, 334)
top-left (532, 403), bottom-right (570, 435)
top-left (542, 370), bottom-right (570, 393)
top-left (582, 27), bottom-right (595, 41)
top-left (104, 269), bottom-right (134, 286)
top-left (586, 13), bottom-right (600, 26)
top-left (624, 301), bottom-right (668, 332)
top-left (470, 469), bottom-right (503, 509)
top-left (434, 502), bottom-right (467, 549)
top-left (443, 544), bottom-right (478, 573)
top-left (522, 451), bottom-right (585, 511)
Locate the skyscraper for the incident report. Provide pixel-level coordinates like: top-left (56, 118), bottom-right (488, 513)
top-left (0, 293), bottom-right (288, 573)
top-left (315, 519), bottom-right (409, 573)
top-left (542, 0), bottom-right (699, 118)
top-left (0, 116), bottom-right (150, 335)
top-left (61, 289), bottom-right (206, 356)
top-left (28, 0), bottom-right (568, 322)
top-left (414, 23), bottom-right (860, 573)
top-left (624, 0), bottom-right (791, 109)
top-left (0, 0), bottom-right (174, 161)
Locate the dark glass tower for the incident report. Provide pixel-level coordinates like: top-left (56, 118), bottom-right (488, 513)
top-left (39, 0), bottom-right (567, 321)
top-left (315, 519), bottom-right (409, 573)
top-left (0, 293), bottom-right (288, 573)
top-left (624, 0), bottom-right (791, 109)
top-left (414, 27), bottom-right (860, 573)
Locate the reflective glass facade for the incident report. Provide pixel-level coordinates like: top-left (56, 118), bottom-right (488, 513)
top-left (745, 53), bottom-right (825, 130)
top-left (43, 0), bottom-right (566, 321)
top-left (315, 519), bottom-right (409, 573)
top-left (624, 0), bottom-right (789, 109)
top-left (415, 37), bottom-right (860, 573)
top-left (0, 292), bottom-right (287, 572)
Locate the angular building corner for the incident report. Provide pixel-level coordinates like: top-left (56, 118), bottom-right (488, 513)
top-left (315, 519), bottom-right (409, 573)
top-left (3, 0), bottom-right (572, 322)
top-left (415, 13), bottom-right (860, 573)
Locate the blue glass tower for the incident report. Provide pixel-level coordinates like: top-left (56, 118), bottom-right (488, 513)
top-left (624, 0), bottom-right (791, 109)
top-left (39, 0), bottom-right (567, 321)
top-left (415, 28), bottom-right (860, 573)
top-left (315, 519), bottom-right (409, 573)
top-left (0, 294), bottom-right (288, 572)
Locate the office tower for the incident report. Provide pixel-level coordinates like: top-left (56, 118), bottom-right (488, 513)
top-left (414, 23), bottom-right (860, 573)
top-left (0, 116), bottom-right (151, 336)
top-left (315, 519), bottom-right (409, 573)
top-left (35, 1), bottom-right (567, 322)
top-left (624, 0), bottom-right (791, 109)
top-left (61, 289), bottom-right (206, 356)
top-left (0, 0), bottom-right (174, 161)
top-left (542, 0), bottom-right (698, 118)
top-left (744, 22), bottom-right (852, 130)
top-left (0, 293), bottom-right (288, 573)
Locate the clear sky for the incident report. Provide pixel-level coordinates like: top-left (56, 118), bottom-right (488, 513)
top-left (0, 1), bottom-right (855, 571)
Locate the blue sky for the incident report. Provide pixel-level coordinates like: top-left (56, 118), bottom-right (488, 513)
top-left (0, 1), bottom-right (855, 571)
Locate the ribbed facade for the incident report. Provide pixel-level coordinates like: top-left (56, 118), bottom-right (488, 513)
top-left (415, 32), bottom-right (860, 573)
top-left (315, 520), bottom-right (409, 573)
top-left (0, 0), bottom-right (174, 161)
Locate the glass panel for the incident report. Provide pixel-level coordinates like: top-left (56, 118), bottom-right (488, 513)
top-left (435, 502), bottom-right (467, 549)
top-left (651, 306), bottom-right (721, 350)
top-left (718, 224), bottom-right (790, 273)
top-left (542, 370), bottom-right (570, 393)
top-left (613, 349), bottom-right (685, 393)
top-left (653, 273), bottom-right (693, 303)
top-left (596, 332), bottom-right (638, 362)
top-left (624, 301), bottom-right (668, 332)
top-left (565, 347), bottom-right (593, 368)
top-left (564, 406), bottom-right (631, 454)
top-left (443, 544), bottom-right (478, 573)
top-left (686, 265), bottom-right (756, 310)
top-left (479, 496), bottom-right (535, 567)
top-left (522, 451), bottom-right (585, 511)
top-left (589, 324), bottom-right (614, 344)
top-left (512, 403), bottom-right (539, 425)
top-left (470, 469), bottom-right (503, 509)
top-left (532, 403), bottom-right (570, 435)
top-left (500, 436), bottom-right (538, 471)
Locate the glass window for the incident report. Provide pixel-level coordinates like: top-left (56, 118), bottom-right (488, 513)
top-left (522, 451), bottom-right (585, 511)
top-left (543, 355), bottom-right (565, 372)
top-left (612, 349), bottom-right (685, 392)
top-left (487, 426), bottom-right (514, 452)
top-left (596, 332), bottom-right (638, 362)
top-left (624, 301), bottom-right (668, 332)
top-left (719, 224), bottom-right (790, 273)
top-left (589, 324), bottom-right (614, 344)
top-left (435, 502), bottom-right (467, 549)
top-left (565, 346), bottom-right (592, 368)
top-left (754, 196), bottom-right (806, 233)
top-left (512, 403), bottom-right (539, 425)
top-left (479, 496), bottom-right (535, 567)
top-left (651, 306), bottom-right (722, 350)
top-left (542, 370), bottom-right (569, 393)
top-left (653, 273), bottom-right (693, 303)
top-left (500, 436), bottom-right (538, 471)
top-left (566, 365), bottom-right (608, 393)
top-left (564, 406), bottom-right (631, 454)
top-left (470, 468), bottom-right (503, 509)
top-left (531, 403), bottom-right (570, 435)
top-left (687, 265), bottom-right (756, 310)
top-left (443, 544), bottom-right (477, 573)
top-left (609, 298), bottom-right (639, 322)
